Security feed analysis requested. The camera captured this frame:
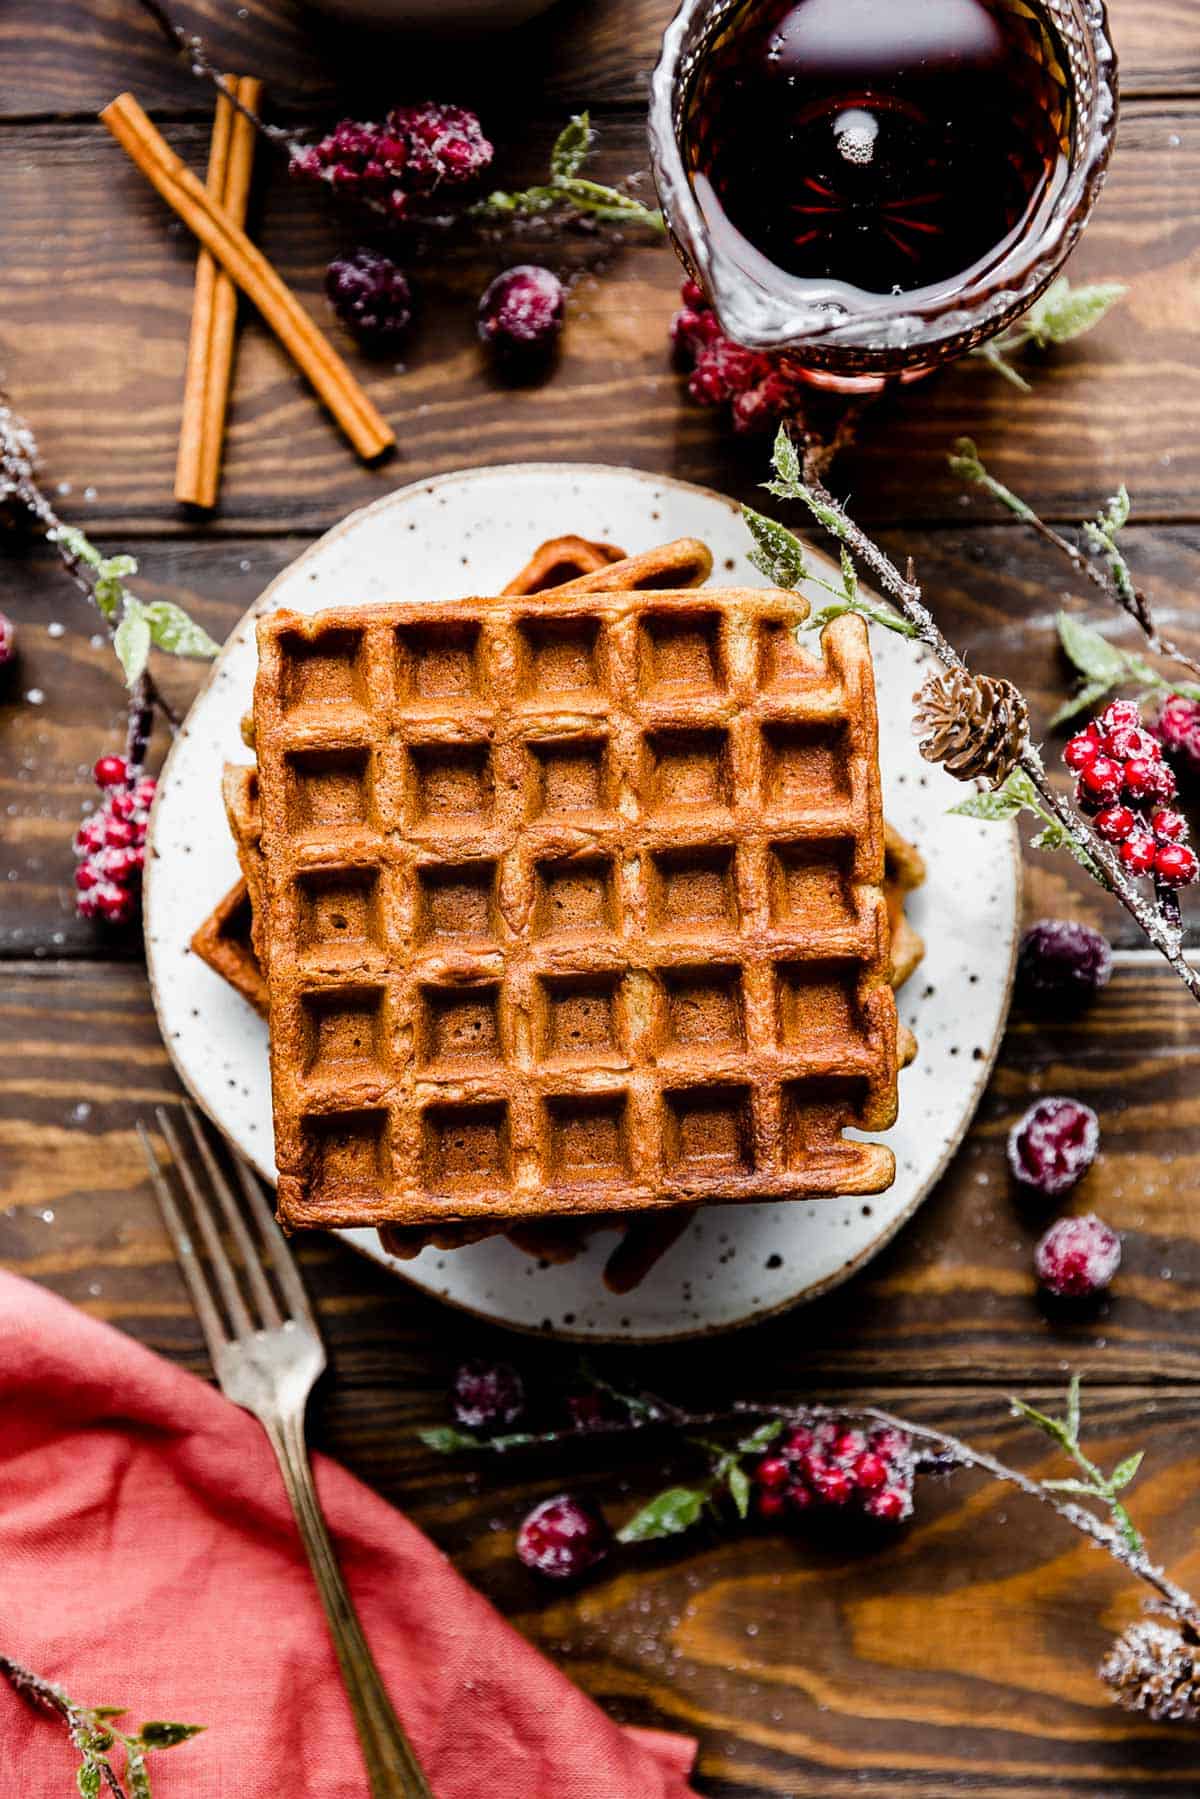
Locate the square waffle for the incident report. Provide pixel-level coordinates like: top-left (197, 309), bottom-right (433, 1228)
top-left (252, 580), bottom-right (899, 1232)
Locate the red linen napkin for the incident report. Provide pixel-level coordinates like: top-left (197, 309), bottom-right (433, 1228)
top-left (0, 1269), bottom-right (698, 1796)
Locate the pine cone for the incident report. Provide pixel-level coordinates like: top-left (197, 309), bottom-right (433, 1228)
top-left (1101, 1620), bottom-right (1200, 1723)
top-left (912, 665), bottom-right (1029, 790)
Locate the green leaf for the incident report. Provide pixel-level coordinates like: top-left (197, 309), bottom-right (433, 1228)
top-left (970, 341), bottom-right (1033, 392)
top-left (742, 505), bottom-right (809, 589)
top-left (1056, 612), bottom-right (1127, 684)
top-left (617, 1484), bottom-right (708, 1543)
top-left (137, 1722), bottom-right (205, 1751)
top-left (1096, 486), bottom-right (1131, 536)
top-left (1009, 1395), bottom-right (1072, 1448)
top-left (1112, 1501), bottom-right (1143, 1554)
top-left (77, 1763), bottom-right (102, 1798)
top-left (1049, 678), bottom-right (1119, 728)
top-left (53, 524), bottom-right (102, 571)
top-left (142, 600), bottom-right (219, 660)
top-left (419, 1425), bottom-right (481, 1453)
top-left (113, 600), bottom-right (151, 687)
top-left (91, 1708), bottom-right (127, 1721)
top-left (950, 788), bottom-right (1028, 822)
top-left (727, 1463), bottom-right (751, 1520)
top-left (550, 113), bottom-right (592, 180)
top-left (839, 543), bottom-right (857, 601)
top-left (1109, 1452), bottom-right (1145, 1492)
top-left (1065, 1375), bottom-right (1081, 1447)
top-left (737, 1419), bottom-right (783, 1456)
top-left (1042, 1477), bottom-right (1101, 1496)
top-left (128, 1752), bottom-right (151, 1799)
top-left (1024, 277), bottom-right (1126, 347)
top-left (771, 426), bottom-right (802, 491)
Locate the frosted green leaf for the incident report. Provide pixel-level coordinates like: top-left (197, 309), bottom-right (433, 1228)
top-left (1025, 277), bottom-right (1126, 346)
top-left (1049, 679), bottom-right (1119, 728)
top-left (770, 426), bottom-right (802, 491)
top-left (419, 1426), bottom-right (481, 1453)
top-left (950, 788), bottom-right (1027, 822)
top-left (113, 601), bottom-right (151, 687)
top-left (727, 1463), bottom-right (751, 1520)
top-left (1056, 612), bottom-right (1126, 683)
top-left (737, 1419), bottom-right (783, 1455)
top-left (77, 1764), bottom-right (102, 1798)
top-left (551, 114), bottom-right (592, 180)
top-left (137, 1722), bottom-right (205, 1750)
top-left (1109, 1452), bottom-right (1145, 1492)
top-left (142, 601), bottom-right (219, 660)
top-left (742, 505), bottom-right (808, 589)
top-left (617, 1484), bottom-right (707, 1543)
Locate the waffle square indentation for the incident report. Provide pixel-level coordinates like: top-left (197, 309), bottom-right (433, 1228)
top-left (423, 1101), bottom-right (510, 1191)
top-left (664, 1084), bottom-right (754, 1174)
top-left (762, 721), bottom-right (851, 808)
top-left (768, 840), bottom-right (856, 930)
top-left (286, 747), bottom-right (373, 831)
top-left (301, 986), bottom-right (386, 1080)
top-left (540, 974), bottom-right (622, 1062)
top-left (302, 1108), bottom-right (389, 1198)
top-left (775, 959), bottom-right (860, 1048)
top-left (529, 737), bottom-right (612, 819)
top-left (396, 620), bottom-right (484, 702)
top-left (410, 742), bottom-right (493, 822)
top-left (279, 627), bottom-right (367, 713)
top-left (649, 846), bottom-right (738, 932)
top-left (415, 861), bottom-right (499, 942)
top-left (546, 1093), bottom-right (630, 1180)
top-left (782, 1077), bottom-right (866, 1167)
top-left (297, 867), bottom-right (383, 955)
top-left (638, 607), bottom-right (724, 693)
top-left (533, 855), bottom-right (617, 938)
top-left (661, 965), bottom-right (744, 1053)
top-left (644, 728), bottom-right (731, 813)
top-left (418, 983), bottom-right (501, 1071)
top-left (517, 615), bottom-right (603, 697)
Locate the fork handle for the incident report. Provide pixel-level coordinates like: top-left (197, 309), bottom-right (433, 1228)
top-left (268, 1413), bottom-right (435, 1798)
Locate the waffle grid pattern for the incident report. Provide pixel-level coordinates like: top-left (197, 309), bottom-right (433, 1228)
top-left (254, 588), bottom-right (898, 1230)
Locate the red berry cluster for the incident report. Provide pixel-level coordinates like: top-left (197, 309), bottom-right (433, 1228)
top-left (753, 1419), bottom-right (914, 1525)
top-left (1065, 699), bottom-right (1198, 886)
top-left (670, 282), bottom-right (807, 436)
top-left (72, 755), bottom-right (155, 926)
top-left (0, 610), bottom-right (14, 668)
top-left (1157, 693), bottom-right (1200, 783)
top-left (291, 102), bottom-right (493, 221)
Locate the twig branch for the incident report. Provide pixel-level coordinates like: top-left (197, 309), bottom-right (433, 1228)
top-left (132, 0), bottom-right (298, 155)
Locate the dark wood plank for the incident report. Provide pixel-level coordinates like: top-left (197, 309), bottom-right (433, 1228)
top-left (2, 959), bottom-right (1198, 1385)
top-left (6, 525), bottom-right (1199, 956)
top-left (0, 100), bottom-right (1196, 536)
top-left (0, 0), bottom-right (1192, 119)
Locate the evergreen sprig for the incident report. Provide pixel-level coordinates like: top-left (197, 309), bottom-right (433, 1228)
top-left (951, 766), bottom-right (1104, 879)
top-left (969, 276), bottom-right (1126, 390)
top-left (1010, 1376), bottom-right (1144, 1553)
top-left (0, 1658), bottom-right (201, 1798)
top-left (50, 526), bottom-right (217, 688)
top-left (476, 113), bottom-right (665, 232)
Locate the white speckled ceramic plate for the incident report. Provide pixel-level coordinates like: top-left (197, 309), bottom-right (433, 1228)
top-left (145, 463), bottom-right (1019, 1342)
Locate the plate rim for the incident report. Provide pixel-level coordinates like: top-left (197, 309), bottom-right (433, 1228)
top-left (144, 459), bottom-right (1021, 1342)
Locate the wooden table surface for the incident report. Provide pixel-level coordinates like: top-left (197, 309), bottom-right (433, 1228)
top-left (5, 2), bottom-right (1200, 1792)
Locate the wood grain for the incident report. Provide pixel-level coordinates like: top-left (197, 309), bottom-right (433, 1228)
top-left (2, 959), bottom-right (1198, 1385)
top-left (0, 0), bottom-right (1193, 119)
top-left (0, 100), bottom-right (1197, 535)
top-left (6, 526), bottom-right (1200, 957)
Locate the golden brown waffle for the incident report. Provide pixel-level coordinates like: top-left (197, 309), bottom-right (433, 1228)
top-left (222, 764), bottom-right (267, 967)
top-left (189, 877), bottom-right (268, 1016)
top-left (503, 535), bottom-right (625, 594)
top-left (252, 582), bottom-right (899, 1232)
top-left (883, 822), bottom-right (926, 991)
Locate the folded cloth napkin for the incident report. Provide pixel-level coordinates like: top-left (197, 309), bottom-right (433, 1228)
top-left (0, 1269), bottom-right (698, 1797)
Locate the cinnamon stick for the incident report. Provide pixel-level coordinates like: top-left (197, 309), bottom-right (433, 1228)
top-left (102, 92), bottom-right (395, 465)
top-left (175, 76), bottom-right (263, 509)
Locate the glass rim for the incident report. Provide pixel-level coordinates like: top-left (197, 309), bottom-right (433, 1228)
top-left (648, 0), bottom-right (1120, 356)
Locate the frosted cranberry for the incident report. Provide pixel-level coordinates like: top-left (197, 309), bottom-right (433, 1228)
top-left (1016, 920), bottom-right (1113, 1008)
top-left (73, 817), bottom-right (106, 857)
top-left (93, 754), bottom-right (128, 788)
top-left (1063, 732), bottom-right (1099, 772)
top-left (1105, 724), bottom-right (1159, 762)
top-left (868, 1427), bottom-right (911, 1461)
top-left (108, 789), bottom-right (137, 822)
top-left (1122, 757), bottom-right (1160, 801)
top-left (389, 102), bottom-right (493, 191)
top-left (104, 817), bottom-right (135, 849)
top-left (1034, 1213), bottom-right (1121, 1299)
top-left (94, 882), bottom-right (135, 925)
top-left (681, 279), bottom-right (706, 308)
top-left (832, 1428), bottom-right (866, 1460)
top-left (1007, 1097), bottom-right (1100, 1198)
top-left (853, 1451), bottom-right (889, 1491)
top-left (326, 250), bottom-right (412, 348)
top-left (1158, 694), bottom-right (1200, 777)
top-left (1150, 760), bottom-right (1178, 802)
top-left (0, 611), bottom-right (14, 668)
top-left (755, 1455), bottom-right (791, 1491)
top-left (785, 1481), bottom-right (813, 1514)
top-left (452, 1360), bottom-right (525, 1432)
top-left (1078, 755), bottom-right (1122, 805)
top-left (669, 306), bottom-right (720, 366)
top-left (100, 847), bottom-right (138, 883)
top-left (134, 777), bottom-right (157, 809)
top-left (1120, 831), bottom-right (1158, 875)
top-left (1151, 807), bottom-right (1188, 843)
top-left (75, 860), bottom-right (101, 891)
top-left (865, 1486), bottom-right (912, 1523)
top-left (1100, 699), bottom-right (1141, 734)
top-left (478, 265), bottom-right (565, 359)
top-left (779, 1427), bottom-right (814, 1461)
top-left (809, 1462), bottom-right (854, 1506)
top-left (1155, 843), bottom-right (1199, 886)
top-left (756, 1487), bottom-right (787, 1521)
top-left (1093, 805), bottom-right (1136, 843)
top-left (516, 1494), bottom-right (610, 1580)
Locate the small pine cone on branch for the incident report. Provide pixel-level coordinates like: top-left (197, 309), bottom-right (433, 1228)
top-left (1101, 1620), bottom-right (1200, 1724)
top-left (913, 665), bottom-right (1029, 790)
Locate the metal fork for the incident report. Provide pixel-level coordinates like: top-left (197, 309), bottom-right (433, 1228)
top-left (137, 1102), bottom-right (434, 1799)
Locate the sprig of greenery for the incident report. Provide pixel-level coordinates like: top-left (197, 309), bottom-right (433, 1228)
top-left (618, 1420), bottom-right (783, 1543)
top-left (951, 765), bottom-right (1105, 879)
top-left (969, 276), bottom-right (1126, 390)
top-left (49, 526), bottom-right (218, 688)
top-left (476, 113), bottom-right (664, 232)
top-left (1052, 612), bottom-right (1200, 724)
top-left (0, 1658), bottom-right (201, 1798)
top-left (1009, 1377), bottom-right (1144, 1554)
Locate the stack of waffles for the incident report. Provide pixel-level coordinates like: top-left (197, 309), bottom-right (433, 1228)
top-left (192, 535), bottom-right (924, 1291)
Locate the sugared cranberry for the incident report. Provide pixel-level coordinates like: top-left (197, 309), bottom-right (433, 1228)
top-left (1093, 805), bottom-right (1136, 843)
top-left (1016, 920), bottom-right (1113, 1009)
top-left (756, 1487), bottom-right (787, 1521)
top-left (1151, 807), bottom-right (1188, 843)
top-left (786, 1481), bottom-right (814, 1514)
top-left (73, 817), bottom-right (106, 857)
top-left (1119, 831), bottom-right (1159, 875)
top-left (1150, 760), bottom-right (1179, 802)
top-left (1105, 725), bottom-right (1159, 762)
top-left (1034, 1213), bottom-right (1121, 1299)
top-left (0, 611), bottom-right (14, 668)
top-left (1100, 699), bottom-right (1141, 734)
top-left (93, 754), bottom-right (128, 788)
top-left (104, 817), bottom-right (136, 849)
top-left (478, 266), bottom-right (565, 360)
top-left (516, 1493), bottom-right (610, 1580)
top-left (75, 860), bottom-right (100, 891)
top-left (1122, 757), bottom-right (1160, 802)
top-left (808, 1462), bottom-right (854, 1506)
top-left (452, 1360), bottom-right (525, 1432)
top-left (1007, 1097), bottom-right (1100, 1198)
top-left (1078, 755), bottom-right (1123, 806)
top-left (1157, 694), bottom-right (1200, 779)
top-left (1155, 843), bottom-right (1199, 886)
top-left (865, 1486), bottom-right (912, 1523)
top-left (1064, 732), bottom-right (1100, 772)
top-left (292, 102), bottom-right (491, 219)
top-left (853, 1451), bottom-right (889, 1491)
top-left (755, 1455), bottom-right (790, 1491)
top-left (325, 250), bottom-right (412, 348)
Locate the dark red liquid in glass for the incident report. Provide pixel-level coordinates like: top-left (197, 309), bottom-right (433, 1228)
top-left (685, 0), bottom-right (1074, 304)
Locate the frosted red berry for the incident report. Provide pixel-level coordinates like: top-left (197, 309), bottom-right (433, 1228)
top-left (292, 102), bottom-right (491, 220)
top-left (1017, 920), bottom-right (1112, 1009)
top-left (516, 1494), bottom-right (610, 1580)
top-left (0, 611), bottom-right (14, 668)
top-left (1093, 804), bottom-right (1136, 843)
top-left (1034, 1213), bottom-right (1121, 1299)
top-left (865, 1486), bottom-right (912, 1523)
top-left (1077, 755), bottom-right (1122, 805)
top-left (755, 1455), bottom-right (790, 1491)
top-left (1063, 732), bottom-right (1099, 772)
top-left (452, 1360), bottom-right (525, 1432)
top-left (93, 754), bottom-right (128, 787)
top-left (478, 265), bottom-right (565, 359)
top-left (1119, 831), bottom-right (1158, 874)
top-left (326, 250), bottom-right (412, 348)
top-left (1105, 724), bottom-right (1159, 763)
top-left (1151, 807), bottom-right (1188, 842)
top-left (1157, 694), bottom-right (1200, 778)
top-left (73, 759), bottom-right (155, 926)
top-left (756, 1487), bottom-right (787, 1521)
top-left (1007, 1096), bottom-right (1100, 1198)
top-left (752, 1416), bottom-right (915, 1527)
top-left (1122, 757), bottom-right (1160, 802)
top-left (853, 1451), bottom-right (889, 1491)
top-left (1100, 699), bottom-right (1141, 734)
top-left (1155, 842), bottom-right (1199, 886)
